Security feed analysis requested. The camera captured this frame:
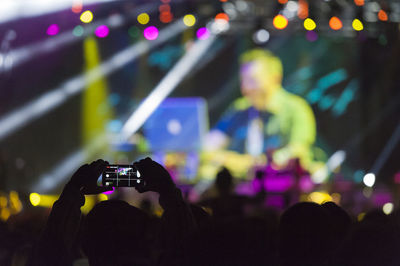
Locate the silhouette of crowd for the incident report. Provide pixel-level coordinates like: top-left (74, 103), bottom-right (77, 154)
top-left (1, 157), bottom-right (400, 266)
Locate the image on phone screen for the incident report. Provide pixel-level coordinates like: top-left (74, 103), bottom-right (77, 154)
top-left (102, 165), bottom-right (142, 187)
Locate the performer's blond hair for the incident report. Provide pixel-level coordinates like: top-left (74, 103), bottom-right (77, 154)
top-left (239, 49), bottom-right (283, 81)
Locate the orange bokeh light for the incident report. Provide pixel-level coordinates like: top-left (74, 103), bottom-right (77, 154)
top-left (220, 0), bottom-right (228, 2)
top-left (278, 0), bottom-right (288, 4)
top-left (329, 16), bottom-right (343, 30)
top-left (159, 4), bottom-right (171, 13)
top-left (378, 10), bottom-right (388, 21)
top-left (160, 11), bottom-right (173, 23)
top-left (297, 0), bottom-right (309, 20)
top-left (160, 0), bottom-right (170, 3)
top-left (354, 0), bottom-right (364, 6)
top-left (215, 13), bottom-right (229, 22)
top-left (71, 0), bottom-right (82, 13)
top-left (273, 14), bottom-right (288, 30)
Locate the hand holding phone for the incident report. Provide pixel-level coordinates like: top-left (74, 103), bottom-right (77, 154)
top-left (133, 157), bottom-right (175, 193)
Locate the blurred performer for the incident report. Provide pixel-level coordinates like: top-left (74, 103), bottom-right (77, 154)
top-left (204, 49), bottom-right (316, 175)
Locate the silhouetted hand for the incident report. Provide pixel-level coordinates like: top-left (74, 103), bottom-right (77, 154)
top-left (133, 157), bottom-right (175, 194)
top-left (69, 159), bottom-right (113, 195)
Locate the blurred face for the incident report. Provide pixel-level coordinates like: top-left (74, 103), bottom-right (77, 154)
top-left (240, 61), bottom-right (279, 110)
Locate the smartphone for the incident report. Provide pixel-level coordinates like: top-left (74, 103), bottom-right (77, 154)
top-left (102, 165), bottom-right (143, 187)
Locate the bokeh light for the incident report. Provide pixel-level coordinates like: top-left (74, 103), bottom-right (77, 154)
top-left (304, 18), bottom-right (316, 31)
top-left (137, 13), bottom-right (150, 25)
top-left (354, 0), bottom-right (364, 6)
top-left (72, 25), bottom-right (84, 37)
top-left (329, 16), bottom-right (343, 30)
top-left (363, 173), bottom-right (376, 187)
top-left (352, 19), bottom-right (364, 31)
top-left (29, 193), bottom-right (40, 206)
top-left (71, 0), bottom-right (83, 13)
top-left (308, 191), bottom-right (332, 204)
top-left (46, 24), bottom-right (59, 36)
top-left (98, 193), bottom-right (108, 201)
top-left (183, 14), bottom-right (196, 27)
top-left (306, 30), bottom-right (318, 42)
top-left (80, 10), bottom-right (93, 23)
top-left (196, 27), bottom-right (210, 40)
top-left (160, 11), bottom-right (173, 23)
top-left (143, 26), bottom-right (159, 40)
top-left (297, 0), bottom-right (309, 19)
top-left (278, 0), bottom-right (288, 4)
top-left (159, 4), bottom-right (171, 13)
top-left (378, 10), bottom-right (388, 21)
top-left (95, 25), bottom-right (109, 38)
top-left (273, 14), bottom-right (288, 30)
top-left (383, 202), bottom-right (394, 215)
top-left (128, 26), bottom-right (140, 38)
top-left (253, 29), bottom-right (270, 44)
top-left (215, 13), bottom-right (229, 22)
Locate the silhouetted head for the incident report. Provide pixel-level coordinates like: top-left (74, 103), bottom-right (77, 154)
top-left (183, 217), bottom-right (277, 265)
top-left (82, 200), bottom-right (153, 266)
top-left (215, 167), bottom-right (233, 194)
top-left (278, 202), bottom-right (335, 266)
top-left (321, 201), bottom-right (351, 242)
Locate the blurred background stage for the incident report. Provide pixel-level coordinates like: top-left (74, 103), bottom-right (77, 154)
top-left (0, 0), bottom-right (400, 220)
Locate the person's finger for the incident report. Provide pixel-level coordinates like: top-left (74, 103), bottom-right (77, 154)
top-left (90, 159), bottom-right (107, 179)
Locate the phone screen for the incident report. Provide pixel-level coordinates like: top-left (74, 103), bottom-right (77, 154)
top-left (102, 165), bottom-right (143, 187)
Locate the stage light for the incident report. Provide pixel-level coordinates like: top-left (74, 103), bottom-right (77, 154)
top-left (297, 0), bottom-right (308, 19)
top-left (0, 21), bottom-right (186, 143)
top-left (278, 0), bottom-right (288, 4)
top-left (352, 19), bottom-right (364, 31)
top-left (306, 30), bottom-right (318, 42)
top-left (183, 14), bottom-right (196, 27)
top-left (120, 35), bottom-right (216, 141)
top-left (252, 29), bottom-right (270, 44)
top-left (72, 25), bottom-right (84, 37)
top-left (82, 37), bottom-right (113, 144)
top-left (143, 26), bottom-right (159, 40)
top-left (98, 194), bottom-right (108, 201)
top-left (0, 209), bottom-right (10, 221)
top-left (378, 10), bottom-right (388, 21)
top-left (0, 0), bottom-right (111, 24)
top-left (363, 173), bottom-right (375, 187)
top-left (196, 27), bottom-right (210, 40)
top-left (383, 202), bottom-right (394, 215)
top-left (95, 25), bottom-right (109, 38)
top-left (159, 4), bottom-right (171, 13)
top-left (304, 18), bottom-right (316, 31)
top-left (0, 196), bottom-right (7, 207)
top-left (29, 193), bottom-right (41, 206)
top-left (308, 191), bottom-right (332, 204)
top-left (46, 24), bottom-right (60, 36)
top-left (80, 10), bottom-right (93, 23)
top-left (128, 26), bottom-right (140, 38)
top-left (72, 0), bottom-right (83, 13)
top-left (273, 14), bottom-right (288, 30)
top-left (137, 13), bottom-right (150, 25)
top-left (354, 0), bottom-right (364, 6)
top-left (329, 16), bottom-right (343, 30)
top-left (215, 13), bottom-right (229, 22)
top-left (160, 11), bottom-right (173, 23)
